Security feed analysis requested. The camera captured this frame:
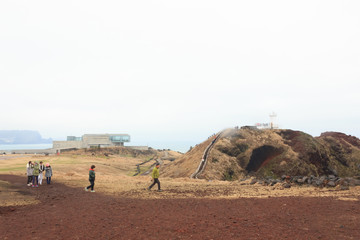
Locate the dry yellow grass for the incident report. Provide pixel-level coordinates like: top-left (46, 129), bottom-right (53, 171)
top-left (1, 153), bottom-right (360, 203)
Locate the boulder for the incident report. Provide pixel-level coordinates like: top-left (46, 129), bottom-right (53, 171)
top-left (327, 181), bottom-right (336, 187)
top-left (250, 179), bottom-right (257, 185)
top-left (302, 176), bottom-right (308, 183)
top-left (335, 185), bottom-right (350, 191)
top-left (315, 180), bottom-right (323, 187)
top-left (270, 179), bottom-right (280, 186)
top-left (328, 175), bottom-right (336, 180)
top-left (283, 183), bottom-right (291, 188)
top-left (354, 179), bottom-right (360, 186)
top-left (347, 178), bottom-right (360, 186)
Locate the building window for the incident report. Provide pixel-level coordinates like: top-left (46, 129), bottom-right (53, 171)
top-left (110, 135), bottom-right (130, 142)
top-left (67, 136), bottom-right (82, 141)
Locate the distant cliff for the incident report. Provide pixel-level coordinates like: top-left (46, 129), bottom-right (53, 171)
top-left (0, 130), bottom-right (52, 144)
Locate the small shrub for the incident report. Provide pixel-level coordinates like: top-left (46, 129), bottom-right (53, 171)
top-left (235, 143), bottom-right (249, 153)
top-left (217, 145), bottom-right (240, 157)
top-left (222, 167), bottom-right (235, 181)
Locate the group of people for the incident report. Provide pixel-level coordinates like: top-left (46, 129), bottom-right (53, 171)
top-left (25, 160), bottom-right (161, 192)
top-left (26, 161), bottom-right (53, 187)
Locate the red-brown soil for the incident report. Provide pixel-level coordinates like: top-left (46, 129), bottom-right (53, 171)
top-left (319, 132), bottom-right (360, 149)
top-left (1, 174), bottom-right (360, 240)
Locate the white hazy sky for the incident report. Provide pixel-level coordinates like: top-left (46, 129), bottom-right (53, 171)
top-left (1, 0), bottom-right (359, 150)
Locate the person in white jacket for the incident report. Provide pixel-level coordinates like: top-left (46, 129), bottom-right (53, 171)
top-left (38, 161), bottom-right (45, 185)
top-left (26, 161), bottom-right (33, 186)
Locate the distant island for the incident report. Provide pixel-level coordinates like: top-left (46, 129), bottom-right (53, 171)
top-left (0, 130), bottom-right (52, 144)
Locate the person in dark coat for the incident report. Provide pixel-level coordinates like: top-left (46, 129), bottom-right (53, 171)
top-left (85, 165), bottom-right (96, 192)
top-left (45, 163), bottom-right (53, 184)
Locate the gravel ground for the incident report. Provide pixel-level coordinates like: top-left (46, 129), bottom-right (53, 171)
top-left (1, 174), bottom-right (360, 240)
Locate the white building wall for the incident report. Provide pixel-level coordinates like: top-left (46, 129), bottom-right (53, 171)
top-left (53, 141), bottom-right (83, 149)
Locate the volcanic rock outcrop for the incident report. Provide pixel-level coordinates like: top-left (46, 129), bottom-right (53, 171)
top-left (162, 127), bottom-right (360, 180)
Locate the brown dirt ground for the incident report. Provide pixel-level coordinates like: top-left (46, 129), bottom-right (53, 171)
top-left (1, 174), bottom-right (360, 240)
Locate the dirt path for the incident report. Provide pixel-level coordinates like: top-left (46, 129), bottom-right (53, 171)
top-left (1, 174), bottom-right (360, 239)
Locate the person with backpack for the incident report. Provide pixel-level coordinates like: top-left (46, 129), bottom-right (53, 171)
top-left (32, 162), bottom-right (40, 187)
top-left (147, 163), bottom-right (162, 192)
top-left (85, 165), bottom-right (96, 192)
top-left (38, 161), bottom-right (45, 185)
top-left (45, 163), bottom-right (53, 184)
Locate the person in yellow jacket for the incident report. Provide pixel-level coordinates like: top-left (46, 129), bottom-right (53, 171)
top-left (148, 163), bottom-right (162, 192)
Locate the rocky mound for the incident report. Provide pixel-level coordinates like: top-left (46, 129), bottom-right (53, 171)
top-left (162, 127), bottom-right (360, 180)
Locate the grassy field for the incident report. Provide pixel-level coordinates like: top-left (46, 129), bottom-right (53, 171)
top-left (1, 152), bottom-right (360, 207)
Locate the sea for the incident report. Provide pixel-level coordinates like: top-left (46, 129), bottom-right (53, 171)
top-left (0, 144), bottom-right (53, 151)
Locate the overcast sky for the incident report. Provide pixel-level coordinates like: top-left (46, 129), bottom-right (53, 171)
top-left (1, 1), bottom-right (359, 150)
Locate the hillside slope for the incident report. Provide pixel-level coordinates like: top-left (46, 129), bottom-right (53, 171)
top-left (162, 127), bottom-right (360, 180)
top-left (161, 136), bottom-right (215, 178)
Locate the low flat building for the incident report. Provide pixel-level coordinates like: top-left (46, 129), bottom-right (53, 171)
top-left (53, 134), bottom-right (130, 152)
